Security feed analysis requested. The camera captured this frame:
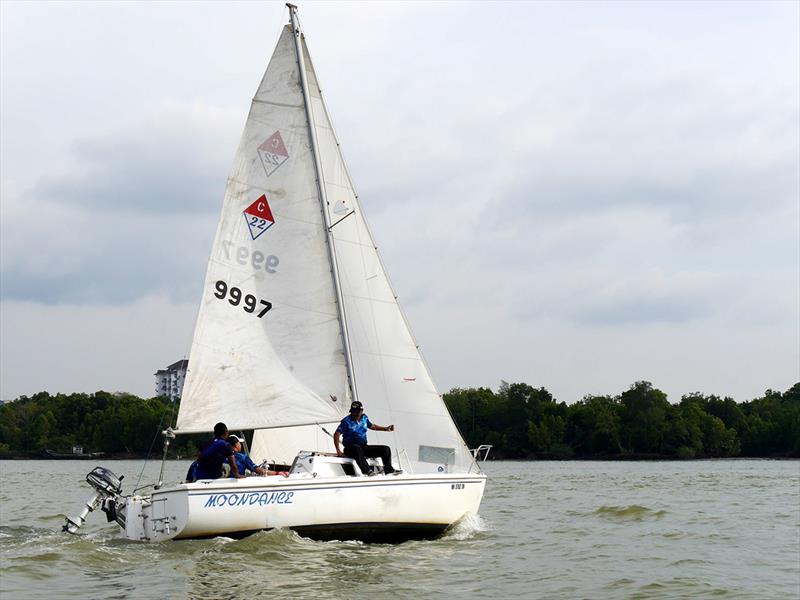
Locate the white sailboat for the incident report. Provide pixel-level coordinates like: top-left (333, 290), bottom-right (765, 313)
top-left (64, 4), bottom-right (486, 543)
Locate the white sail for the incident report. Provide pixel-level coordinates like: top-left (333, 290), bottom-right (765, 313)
top-left (177, 25), bottom-right (350, 433)
top-left (249, 423), bottom-right (333, 466)
top-left (182, 21), bottom-right (475, 474)
top-left (249, 38), bottom-right (476, 474)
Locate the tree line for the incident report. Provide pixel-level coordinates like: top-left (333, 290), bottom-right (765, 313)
top-left (0, 381), bottom-right (797, 459)
top-left (0, 391), bottom-right (205, 458)
top-left (444, 381), bottom-right (800, 459)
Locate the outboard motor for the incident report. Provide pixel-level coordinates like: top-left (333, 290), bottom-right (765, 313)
top-left (63, 467), bottom-right (124, 534)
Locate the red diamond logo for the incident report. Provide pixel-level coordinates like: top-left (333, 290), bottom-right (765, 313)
top-left (243, 194), bottom-right (275, 240)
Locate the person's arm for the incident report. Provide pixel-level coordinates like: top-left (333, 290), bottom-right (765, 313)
top-left (244, 455), bottom-right (261, 476)
top-left (228, 454), bottom-right (243, 478)
top-left (334, 430), bottom-right (343, 456)
top-left (368, 423), bottom-right (395, 432)
top-left (244, 455), bottom-right (269, 476)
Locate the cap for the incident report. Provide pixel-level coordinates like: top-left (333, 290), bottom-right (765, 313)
top-left (228, 435), bottom-right (241, 445)
top-left (350, 401), bottom-right (363, 412)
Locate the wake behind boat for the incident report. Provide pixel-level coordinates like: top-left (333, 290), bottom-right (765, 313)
top-left (64, 4), bottom-right (486, 543)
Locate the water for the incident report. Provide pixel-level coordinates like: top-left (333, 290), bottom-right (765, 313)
top-left (1, 460), bottom-right (798, 599)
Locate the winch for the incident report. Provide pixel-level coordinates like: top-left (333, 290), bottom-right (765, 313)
top-left (63, 467), bottom-right (125, 534)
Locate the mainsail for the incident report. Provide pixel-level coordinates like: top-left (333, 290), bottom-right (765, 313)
top-left (181, 17), bottom-right (476, 474)
top-left (177, 25), bottom-right (349, 432)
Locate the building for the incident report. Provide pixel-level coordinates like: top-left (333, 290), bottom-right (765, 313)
top-left (154, 359), bottom-right (188, 402)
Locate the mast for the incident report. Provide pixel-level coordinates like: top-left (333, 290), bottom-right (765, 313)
top-left (287, 3), bottom-right (359, 404)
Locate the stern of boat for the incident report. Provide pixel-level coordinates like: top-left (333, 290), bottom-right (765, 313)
top-left (119, 492), bottom-right (187, 542)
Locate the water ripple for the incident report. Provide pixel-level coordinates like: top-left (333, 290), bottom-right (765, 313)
top-left (592, 504), bottom-right (668, 521)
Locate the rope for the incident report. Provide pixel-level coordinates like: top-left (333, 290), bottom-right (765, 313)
top-left (132, 397), bottom-right (178, 494)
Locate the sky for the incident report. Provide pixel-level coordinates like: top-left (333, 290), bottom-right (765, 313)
top-left (1, 1), bottom-right (798, 404)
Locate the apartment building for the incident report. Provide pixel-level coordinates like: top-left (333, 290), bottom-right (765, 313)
top-left (154, 359), bottom-right (188, 402)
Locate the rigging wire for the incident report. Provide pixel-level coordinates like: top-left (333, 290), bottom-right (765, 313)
top-left (134, 338), bottom-right (192, 491)
top-left (132, 391), bottom-right (179, 494)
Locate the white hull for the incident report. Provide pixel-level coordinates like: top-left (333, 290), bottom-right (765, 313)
top-left (121, 471), bottom-right (486, 543)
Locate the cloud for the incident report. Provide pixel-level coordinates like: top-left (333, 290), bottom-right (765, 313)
top-left (0, 297), bottom-right (197, 400)
top-left (0, 205), bottom-right (215, 304)
top-left (565, 269), bottom-right (720, 325)
top-left (27, 100), bottom-right (240, 215)
top-left (0, 1), bottom-right (797, 404)
top-left (0, 101), bottom-right (242, 305)
top-left (351, 32), bottom-right (799, 330)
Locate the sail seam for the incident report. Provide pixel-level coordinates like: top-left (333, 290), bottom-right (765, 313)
top-left (320, 180), bottom-right (354, 191)
top-left (340, 293), bottom-right (395, 305)
top-left (330, 237), bottom-right (379, 250)
top-left (351, 350), bottom-right (425, 361)
top-left (251, 99), bottom-right (304, 109)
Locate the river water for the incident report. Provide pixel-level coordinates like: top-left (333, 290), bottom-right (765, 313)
top-left (1, 459), bottom-right (797, 599)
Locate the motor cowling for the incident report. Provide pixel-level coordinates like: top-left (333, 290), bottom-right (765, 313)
top-left (63, 466), bottom-right (124, 534)
top-left (86, 467), bottom-right (123, 496)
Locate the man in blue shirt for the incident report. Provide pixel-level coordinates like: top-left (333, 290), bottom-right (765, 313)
top-left (229, 435), bottom-right (289, 478)
top-left (334, 401), bottom-right (397, 475)
top-left (192, 422), bottom-right (242, 480)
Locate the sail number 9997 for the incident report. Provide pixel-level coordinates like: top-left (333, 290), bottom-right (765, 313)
top-left (214, 280), bottom-right (272, 318)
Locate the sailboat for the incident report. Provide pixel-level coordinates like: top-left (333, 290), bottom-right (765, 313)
top-left (64, 4), bottom-right (486, 543)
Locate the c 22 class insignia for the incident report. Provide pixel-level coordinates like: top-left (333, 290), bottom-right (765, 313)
top-left (243, 194), bottom-right (275, 240)
top-left (258, 131), bottom-right (289, 178)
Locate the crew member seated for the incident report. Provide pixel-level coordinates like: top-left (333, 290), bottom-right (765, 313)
top-left (334, 401), bottom-right (398, 475)
top-left (229, 435), bottom-right (288, 477)
top-left (185, 422), bottom-right (241, 482)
